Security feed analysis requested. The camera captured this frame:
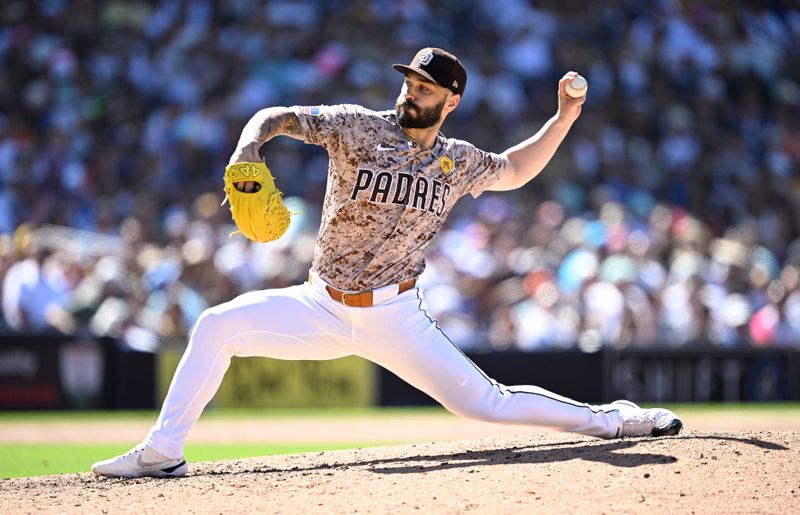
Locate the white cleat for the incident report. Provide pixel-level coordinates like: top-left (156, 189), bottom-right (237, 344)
top-left (610, 399), bottom-right (683, 438)
top-left (92, 444), bottom-right (187, 478)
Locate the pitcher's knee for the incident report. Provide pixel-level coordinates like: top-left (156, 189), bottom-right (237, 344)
top-left (189, 308), bottom-right (233, 352)
top-left (442, 388), bottom-right (507, 423)
top-left (194, 307), bottom-right (224, 333)
top-left (446, 402), bottom-right (501, 423)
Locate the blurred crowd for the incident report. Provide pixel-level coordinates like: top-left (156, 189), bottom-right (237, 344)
top-left (1, 0), bottom-right (799, 352)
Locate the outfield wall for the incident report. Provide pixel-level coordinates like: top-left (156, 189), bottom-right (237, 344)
top-left (377, 349), bottom-right (800, 405)
top-left (0, 336), bottom-right (154, 410)
top-left (0, 336), bottom-right (798, 409)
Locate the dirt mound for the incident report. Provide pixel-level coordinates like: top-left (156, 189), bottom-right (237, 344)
top-left (2, 431), bottom-right (798, 514)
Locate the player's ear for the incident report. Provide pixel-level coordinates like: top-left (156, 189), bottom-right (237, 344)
top-left (444, 93), bottom-right (460, 114)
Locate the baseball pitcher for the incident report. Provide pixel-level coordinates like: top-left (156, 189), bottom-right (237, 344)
top-left (93, 48), bottom-right (682, 478)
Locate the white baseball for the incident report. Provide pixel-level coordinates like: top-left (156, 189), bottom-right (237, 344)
top-left (565, 74), bottom-right (588, 98)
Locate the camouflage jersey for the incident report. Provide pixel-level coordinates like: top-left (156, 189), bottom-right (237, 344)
top-left (293, 104), bottom-right (509, 291)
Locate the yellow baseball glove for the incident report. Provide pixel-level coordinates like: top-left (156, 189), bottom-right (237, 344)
top-left (222, 161), bottom-right (291, 242)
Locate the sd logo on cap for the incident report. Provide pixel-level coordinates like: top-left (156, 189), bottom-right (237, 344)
top-left (393, 48), bottom-right (467, 96)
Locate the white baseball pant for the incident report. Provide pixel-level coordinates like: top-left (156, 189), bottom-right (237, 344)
top-left (146, 271), bottom-right (623, 459)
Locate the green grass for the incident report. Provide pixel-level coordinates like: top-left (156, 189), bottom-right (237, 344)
top-left (0, 442), bottom-right (383, 479)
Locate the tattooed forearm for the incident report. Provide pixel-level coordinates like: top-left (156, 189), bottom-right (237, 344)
top-left (229, 107), bottom-right (303, 164)
top-left (252, 107), bottom-right (303, 141)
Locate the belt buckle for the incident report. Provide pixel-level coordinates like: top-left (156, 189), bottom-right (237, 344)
top-left (340, 291), bottom-right (355, 307)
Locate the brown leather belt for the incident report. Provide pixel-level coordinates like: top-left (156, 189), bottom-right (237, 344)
top-left (310, 274), bottom-right (416, 308)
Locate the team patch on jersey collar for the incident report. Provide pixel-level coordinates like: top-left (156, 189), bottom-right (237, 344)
top-left (440, 156), bottom-right (454, 174)
top-left (300, 106), bottom-right (322, 116)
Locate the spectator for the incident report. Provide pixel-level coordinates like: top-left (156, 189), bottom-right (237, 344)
top-left (1, 1), bottom-right (798, 352)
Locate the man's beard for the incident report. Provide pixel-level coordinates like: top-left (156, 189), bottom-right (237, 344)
top-left (396, 97), bottom-right (446, 129)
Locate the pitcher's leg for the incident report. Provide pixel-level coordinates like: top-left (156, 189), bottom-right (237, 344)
top-left (146, 284), bottom-right (350, 458)
top-left (357, 291), bottom-right (622, 438)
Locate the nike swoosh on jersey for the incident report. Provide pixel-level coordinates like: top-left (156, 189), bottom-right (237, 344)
top-left (375, 143), bottom-right (396, 151)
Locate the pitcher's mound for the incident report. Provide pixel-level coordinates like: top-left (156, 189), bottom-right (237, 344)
top-left (3, 431), bottom-right (798, 513)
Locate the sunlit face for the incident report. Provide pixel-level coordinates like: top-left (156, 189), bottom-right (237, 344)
top-left (395, 74), bottom-right (450, 129)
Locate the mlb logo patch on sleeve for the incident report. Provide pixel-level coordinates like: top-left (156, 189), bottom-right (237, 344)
top-left (300, 106), bottom-right (322, 116)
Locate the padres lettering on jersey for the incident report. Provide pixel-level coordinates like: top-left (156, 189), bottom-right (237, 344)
top-left (293, 104), bottom-right (509, 291)
top-left (350, 169), bottom-right (452, 217)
